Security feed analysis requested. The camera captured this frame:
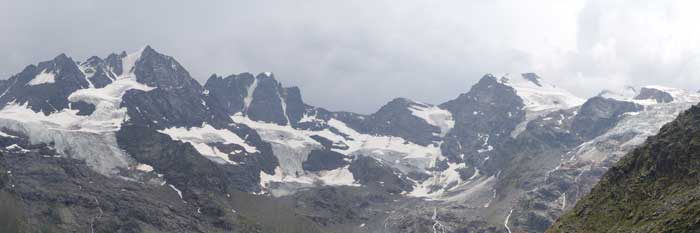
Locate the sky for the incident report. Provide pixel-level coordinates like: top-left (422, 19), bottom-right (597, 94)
top-left (2, 0), bottom-right (700, 113)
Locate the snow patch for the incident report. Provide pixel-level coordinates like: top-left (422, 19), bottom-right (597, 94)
top-left (135, 163), bottom-right (154, 172)
top-left (27, 69), bottom-right (56, 86)
top-left (159, 123), bottom-right (258, 164)
top-left (168, 184), bottom-right (183, 199)
top-left (409, 162), bottom-right (467, 198)
top-left (68, 79), bottom-right (154, 132)
top-left (407, 102), bottom-right (454, 136)
top-left (5, 144), bottom-right (30, 153)
top-left (500, 73), bottom-right (583, 138)
top-left (598, 86), bottom-right (637, 101)
top-left (0, 131), bottom-right (16, 138)
top-left (234, 114), bottom-right (447, 196)
top-left (121, 47), bottom-right (144, 75)
top-left (504, 209), bottom-right (513, 233)
top-left (260, 166), bottom-right (359, 197)
top-left (243, 77), bottom-right (258, 112)
top-left (498, 73), bottom-right (584, 113)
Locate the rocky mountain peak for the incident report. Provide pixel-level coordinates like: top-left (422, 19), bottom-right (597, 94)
top-left (131, 46), bottom-right (200, 91)
top-left (386, 97), bottom-right (418, 106)
top-left (521, 72), bottom-right (543, 86)
top-left (52, 53), bottom-right (73, 65)
top-left (205, 72), bottom-right (305, 126)
top-left (0, 53), bottom-right (91, 115)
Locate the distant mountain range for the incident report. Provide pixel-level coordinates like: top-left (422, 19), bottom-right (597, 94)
top-left (0, 46), bottom-right (698, 233)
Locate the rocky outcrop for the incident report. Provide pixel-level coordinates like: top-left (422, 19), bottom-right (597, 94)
top-left (570, 96), bottom-right (642, 139)
top-left (302, 149), bottom-right (348, 172)
top-left (349, 156), bottom-right (413, 194)
top-left (634, 87), bottom-right (674, 103)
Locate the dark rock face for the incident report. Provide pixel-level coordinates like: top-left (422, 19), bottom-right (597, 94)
top-left (80, 56), bottom-right (115, 88)
top-left (283, 86), bottom-right (306, 125)
top-left (350, 98), bottom-right (442, 146)
top-left (117, 124), bottom-right (262, 193)
top-left (0, 54), bottom-right (92, 115)
top-left (439, 74), bottom-right (526, 175)
top-left (634, 87), bottom-right (674, 103)
top-left (121, 88), bottom-right (229, 129)
top-left (247, 74), bottom-right (291, 125)
top-left (570, 96), bottom-right (642, 139)
top-left (302, 150), bottom-right (348, 172)
top-left (349, 156), bottom-right (413, 194)
top-left (205, 72), bottom-right (306, 126)
top-left (518, 109), bottom-right (580, 149)
top-left (203, 73), bottom-right (253, 114)
top-left (134, 46), bottom-right (200, 91)
top-left (549, 104), bottom-right (700, 233)
top-left (122, 46), bottom-right (232, 129)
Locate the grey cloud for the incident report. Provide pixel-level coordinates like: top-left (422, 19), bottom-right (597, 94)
top-left (2, 0), bottom-right (700, 113)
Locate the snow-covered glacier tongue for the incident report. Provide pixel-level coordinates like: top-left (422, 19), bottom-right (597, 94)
top-left (0, 48), bottom-right (155, 176)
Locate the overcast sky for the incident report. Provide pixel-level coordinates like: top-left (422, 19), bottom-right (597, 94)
top-left (2, 0), bottom-right (700, 113)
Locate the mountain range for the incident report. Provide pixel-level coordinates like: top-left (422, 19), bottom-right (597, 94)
top-left (0, 46), bottom-right (698, 233)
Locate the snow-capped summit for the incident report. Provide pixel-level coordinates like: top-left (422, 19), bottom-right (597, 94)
top-left (597, 86), bottom-right (638, 101)
top-left (405, 100), bottom-right (454, 137)
top-left (599, 85), bottom-right (700, 104)
top-left (497, 73), bottom-right (585, 114)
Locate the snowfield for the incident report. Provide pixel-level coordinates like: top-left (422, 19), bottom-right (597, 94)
top-left (27, 69), bottom-right (57, 86)
top-left (407, 101), bottom-right (455, 136)
top-left (498, 73), bottom-right (584, 114)
top-left (233, 112), bottom-right (480, 198)
top-left (159, 123), bottom-right (258, 165)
